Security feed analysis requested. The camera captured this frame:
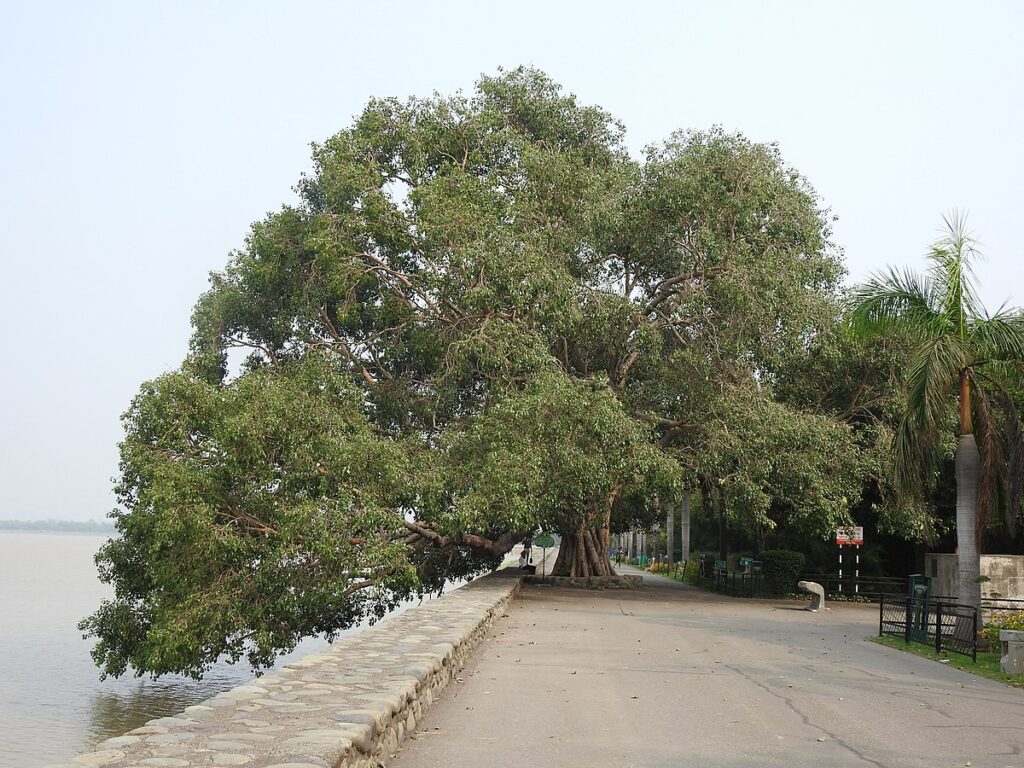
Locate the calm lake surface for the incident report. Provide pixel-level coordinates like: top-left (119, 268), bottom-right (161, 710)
top-left (0, 531), bottom-right (441, 768)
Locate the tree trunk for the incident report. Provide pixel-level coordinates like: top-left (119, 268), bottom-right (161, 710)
top-left (665, 500), bottom-right (675, 565)
top-left (716, 488), bottom-right (729, 561)
top-left (554, 525), bottom-right (614, 577)
top-left (555, 507), bottom-right (614, 578)
top-left (679, 490), bottom-right (692, 565)
top-left (955, 433), bottom-right (982, 610)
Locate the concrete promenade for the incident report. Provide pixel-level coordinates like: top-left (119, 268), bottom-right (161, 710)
top-left (390, 565), bottom-right (1024, 768)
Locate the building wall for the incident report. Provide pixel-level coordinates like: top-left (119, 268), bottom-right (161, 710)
top-left (924, 553), bottom-right (1024, 601)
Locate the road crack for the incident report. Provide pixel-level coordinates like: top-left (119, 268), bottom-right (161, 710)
top-left (723, 664), bottom-right (887, 768)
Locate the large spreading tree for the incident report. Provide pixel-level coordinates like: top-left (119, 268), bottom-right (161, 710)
top-left (84, 68), bottom-right (862, 679)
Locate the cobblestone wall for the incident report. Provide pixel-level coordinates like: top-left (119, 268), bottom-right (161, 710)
top-left (51, 569), bottom-right (524, 768)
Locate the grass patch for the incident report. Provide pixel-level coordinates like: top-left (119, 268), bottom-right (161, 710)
top-left (870, 634), bottom-right (1024, 688)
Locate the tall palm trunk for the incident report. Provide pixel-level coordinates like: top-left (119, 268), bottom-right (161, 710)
top-left (955, 434), bottom-right (982, 610)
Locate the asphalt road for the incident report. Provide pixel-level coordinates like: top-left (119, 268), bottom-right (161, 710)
top-left (390, 565), bottom-right (1024, 768)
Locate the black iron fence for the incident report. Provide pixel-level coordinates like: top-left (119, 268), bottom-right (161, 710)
top-left (879, 595), bottom-right (978, 661)
top-left (797, 573), bottom-right (907, 600)
top-left (705, 567), bottom-right (764, 597)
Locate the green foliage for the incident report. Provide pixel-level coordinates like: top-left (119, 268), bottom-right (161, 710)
top-left (81, 353), bottom-right (418, 679)
top-left (982, 610), bottom-right (1024, 643)
top-left (446, 372), bottom-right (679, 537)
top-left (774, 324), bottom-right (941, 541)
top-left (694, 385), bottom-right (868, 541)
top-left (759, 549), bottom-right (807, 595)
top-left (84, 67), bottom-right (876, 679)
top-left (682, 553), bottom-right (718, 586)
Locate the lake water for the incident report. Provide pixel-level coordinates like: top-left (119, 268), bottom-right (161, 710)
top-left (0, 531), bottom-right (449, 768)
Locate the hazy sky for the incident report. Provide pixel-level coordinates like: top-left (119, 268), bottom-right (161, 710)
top-left (1, 1), bottom-right (1022, 521)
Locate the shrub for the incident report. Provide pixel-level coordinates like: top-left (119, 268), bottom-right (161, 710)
top-left (681, 553), bottom-right (717, 585)
top-left (982, 610), bottom-right (1024, 643)
top-left (759, 549), bottom-right (806, 596)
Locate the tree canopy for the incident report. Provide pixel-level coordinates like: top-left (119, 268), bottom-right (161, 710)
top-left (84, 68), bottom-right (884, 679)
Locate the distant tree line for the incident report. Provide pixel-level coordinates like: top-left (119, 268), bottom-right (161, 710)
top-left (0, 519), bottom-right (116, 534)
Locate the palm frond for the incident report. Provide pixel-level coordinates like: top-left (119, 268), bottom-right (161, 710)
top-left (1001, 391), bottom-right (1024, 539)
top-left (892, 335), bottom-right (968, 493)
top-left (928, 211), bottom-right (982, 333)
top-left (970, 375), bottom-right (1002, 551)
top-left (969, 309), bottom-right (1024, 362)
top-left (847, 267), bottom-right (946, 340)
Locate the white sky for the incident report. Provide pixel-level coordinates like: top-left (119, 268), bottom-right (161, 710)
top-left (1, 1), bottom-right (1022, 521)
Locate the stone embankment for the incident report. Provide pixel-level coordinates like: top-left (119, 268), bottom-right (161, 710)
top-left (50, 568), bottom-right (525, 768)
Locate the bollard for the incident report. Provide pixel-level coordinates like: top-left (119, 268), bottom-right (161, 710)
top-left (797, 580), bottom-right (825, 612)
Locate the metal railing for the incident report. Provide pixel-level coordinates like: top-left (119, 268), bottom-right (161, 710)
top-left (879, 595), bottom-right (978, 661)
top-left (703, 567), bottom-right (764, 597)
top-left (798, 573), bottom-right (907, 600)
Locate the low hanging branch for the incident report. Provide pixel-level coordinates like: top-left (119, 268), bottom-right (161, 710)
top-left (402, 520), bottom-right (529, 559)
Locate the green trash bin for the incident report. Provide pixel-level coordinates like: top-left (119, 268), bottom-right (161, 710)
top-left (909, 573), bottom-right (932, 600)
top-left (908, 574), bottom-right (932, 642)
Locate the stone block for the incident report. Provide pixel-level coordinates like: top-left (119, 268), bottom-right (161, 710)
top-left (1000, 629), bottom-right (1024, 674)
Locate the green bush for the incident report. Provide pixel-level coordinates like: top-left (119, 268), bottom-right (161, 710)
top-left (681, 552), bottom-right (717, 586)
top-left (759, 549), bottom-right (806, 595)
top-left (982, 610), bottom-right (1024, 643)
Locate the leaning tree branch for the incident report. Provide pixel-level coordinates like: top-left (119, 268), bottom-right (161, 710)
top-left (403, 520), bottom-right (531, 559)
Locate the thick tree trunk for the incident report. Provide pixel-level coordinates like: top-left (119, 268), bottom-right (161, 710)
top-left (554, 523), bottom-right (615, 577)
top-left (955, 433), bottom-right (982, 610)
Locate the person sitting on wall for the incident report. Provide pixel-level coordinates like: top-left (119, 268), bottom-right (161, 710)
top-left (519, 547), bottom-right (536, 574)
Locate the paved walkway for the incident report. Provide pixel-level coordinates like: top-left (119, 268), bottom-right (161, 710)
top-left (390, 565), bottom-right (1024, 768)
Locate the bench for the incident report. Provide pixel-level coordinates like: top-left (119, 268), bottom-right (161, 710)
top-left (797, 580), bottom-right (825, 612)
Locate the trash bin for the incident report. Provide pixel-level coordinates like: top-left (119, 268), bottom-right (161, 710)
top-left (1000, 630), bottom-right (1024, 674)
top-left (908, 574), bottom-right (932, 642)
top-left (908, 573), bottom-right (931, 600)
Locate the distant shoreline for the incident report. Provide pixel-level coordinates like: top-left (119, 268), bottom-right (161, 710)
top-left (0, 520), bottom-right (116, 535)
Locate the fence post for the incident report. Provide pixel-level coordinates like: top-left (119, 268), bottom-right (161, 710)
top-left (972, 609), bottom-right (977, 663)
top-left (904, 597), bottom-right (912, 645)
top-left (935, 602), bottom-right (943, 655)
top-left (879, 596), bottom-right (884, 636)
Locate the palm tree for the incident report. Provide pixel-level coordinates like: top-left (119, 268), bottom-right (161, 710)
top-left (849, 214), bottom-right (1024, 610)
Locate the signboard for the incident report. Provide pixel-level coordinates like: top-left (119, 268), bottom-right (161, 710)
top-left (533, 532), bottom-right (555, 581)
top-left (835, 526), bottom-right (864, 546)
top-left (534, 532), bottom-right (555, 548)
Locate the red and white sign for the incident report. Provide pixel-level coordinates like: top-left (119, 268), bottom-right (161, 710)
top-left (836, 526), bottom-right (864, 545)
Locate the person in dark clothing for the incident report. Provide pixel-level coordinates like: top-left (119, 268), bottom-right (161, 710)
top-left (519, 547), bottom-right (536, 574)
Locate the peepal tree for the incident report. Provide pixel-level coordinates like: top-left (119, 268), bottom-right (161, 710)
top-left (84, 68), bottom-right (857, 679)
